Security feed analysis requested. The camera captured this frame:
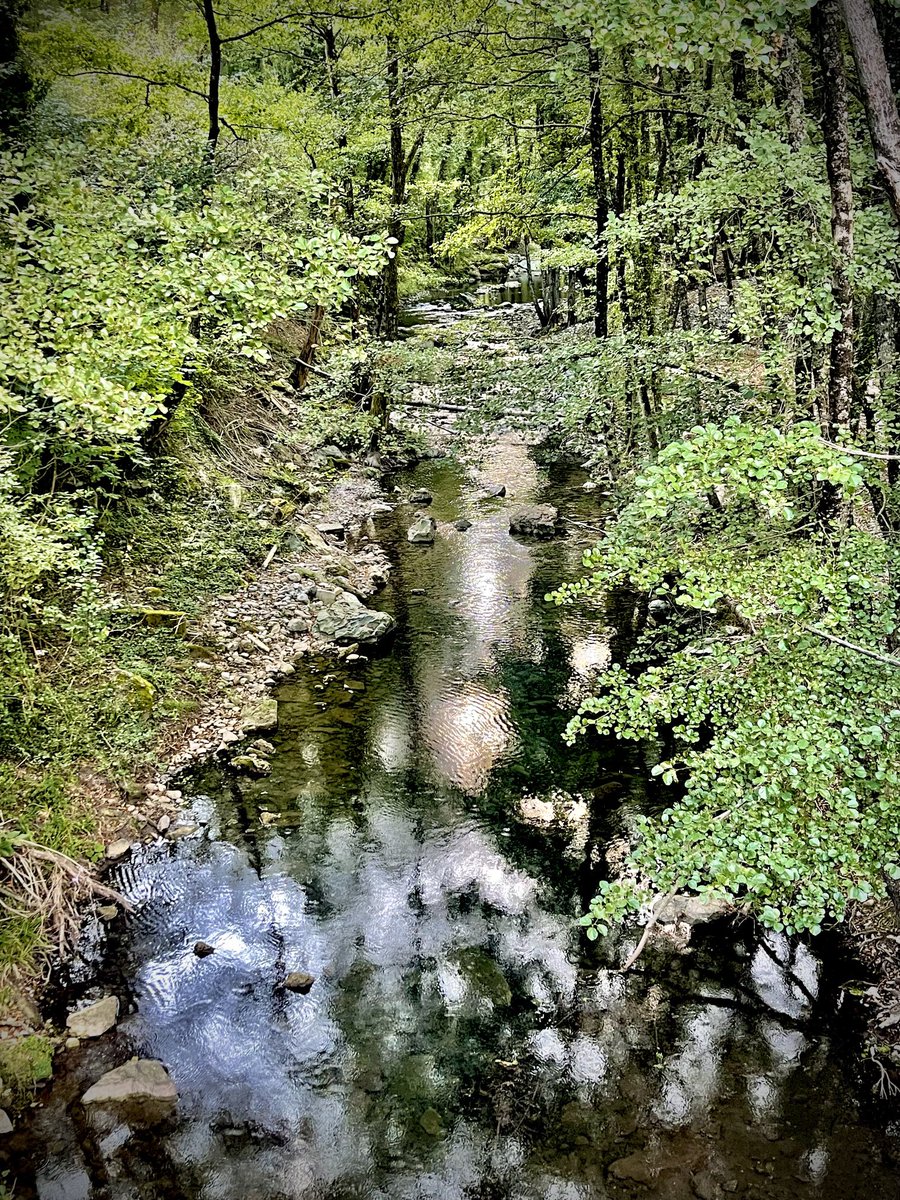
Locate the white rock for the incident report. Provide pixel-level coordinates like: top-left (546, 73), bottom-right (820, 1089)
top-left (67, 995), bottom-right (119, 1039)
top-left (82, 1058), bottom-right (177, 1112)
top-left (105, 839), bottom-right (131, 860)
top-left (0, 1110), bottom-right (12, 1135)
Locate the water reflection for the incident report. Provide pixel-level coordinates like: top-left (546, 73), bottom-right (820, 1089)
top-left (13, 454), bottom-right (900, 1200)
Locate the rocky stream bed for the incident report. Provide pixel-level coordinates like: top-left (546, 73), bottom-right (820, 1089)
top-left (3, 304), bottom-right (900, 1199)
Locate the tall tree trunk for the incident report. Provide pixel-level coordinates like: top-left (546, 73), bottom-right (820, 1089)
top-left (202, 0), bottom-right (221, 160)
top-left (322, 23), bottom-right (354, 219)
top-left (839, 0), bottom-right (900, 224)
top-left (587, 45), bottom-right (610, 338)
top-left (382, 32), bottom-right (409, 340)
top-left (815, 0), bottom-right (855, 433)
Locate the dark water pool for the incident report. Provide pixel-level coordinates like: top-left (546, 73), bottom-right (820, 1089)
top-left (8, 443), bottom-right (900, 1199)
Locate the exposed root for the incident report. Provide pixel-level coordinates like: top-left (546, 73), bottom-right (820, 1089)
top-left (870, 1047), bottom-right (900, 1099)
top-left (0, 833), bottom-right (133, 976)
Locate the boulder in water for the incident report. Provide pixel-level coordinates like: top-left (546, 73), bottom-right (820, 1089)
top-left (454, 518), bottom-right (472, 532)
top-left (407, 516), bottom-right (437, 544)
top-left (66, 995), bottom-right (119, 1039)
top-left (509, 505), bottom-right (558, 538)
top-left (409, 488), bottom-right (433, 505)
top-left (284, 971), bottom-right (315, 994)
top-left (313, 595), bottom-right (395, 645)
top-left (82, 1059), bottom-right (177, 1122)
top-left (240, 698), bottom-right (278, 735)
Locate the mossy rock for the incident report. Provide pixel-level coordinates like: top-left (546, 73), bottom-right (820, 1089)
top-left (129, 608), bottom-right (189, 635)
top-left (452, 947), bottom-right (512, 1007)
top-left (0, 1035), bottom-right (55, 1105)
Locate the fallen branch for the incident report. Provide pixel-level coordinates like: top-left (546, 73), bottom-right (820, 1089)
top-left (23, 843), bottom-right (136, 913)
top-left (804, 625), bottom-right (900, 668)
top-left (619, 890), bottom-right (677, 972)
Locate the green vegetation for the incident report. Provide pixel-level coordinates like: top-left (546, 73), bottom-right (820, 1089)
top-left (3, 0), bottom-right (900, 983)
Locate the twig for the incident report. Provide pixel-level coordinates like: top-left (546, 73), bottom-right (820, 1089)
top-left (23, 844), bottom-right (136, 913)
top-left (619, 890), bottom-right (677, 972)
top-left (804, 626), bottom-right (900, 668)
top-left (261, 544), bottom-right (278, 570)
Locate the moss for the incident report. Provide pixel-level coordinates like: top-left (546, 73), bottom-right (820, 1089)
top-left (0, 1034), bottom-right (55, 1105)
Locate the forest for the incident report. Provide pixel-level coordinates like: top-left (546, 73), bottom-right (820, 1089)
top-left (3, 0), bottom-right (900, 1190)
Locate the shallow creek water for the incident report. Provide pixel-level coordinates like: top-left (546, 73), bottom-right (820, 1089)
top-left (9, 443), bottom-right (900, 1200)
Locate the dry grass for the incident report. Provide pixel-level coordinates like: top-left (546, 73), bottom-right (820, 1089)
top-left (0, 831), bottom-right (132, 980)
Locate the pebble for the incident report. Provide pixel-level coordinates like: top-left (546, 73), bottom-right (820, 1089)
top-left (65, 1037), bottom-right (80, 1050)
top-left (106, 839), bottom-right (131, 860)
top-left (157, 815), bottom-right (171, 833)
top-left (284, 971), bottom-right (315, 994)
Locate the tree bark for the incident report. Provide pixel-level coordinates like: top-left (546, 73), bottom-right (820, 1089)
top-left (587, 45), bottom-right (610, 338)
top-left (839, 0), bottom-right (900, 225)
top-left (814, 0), bottom-right (855, 433)
top-left (381, 33), bottom-right (420, 339)
top-left (202, 0), bottom-right (221, 159)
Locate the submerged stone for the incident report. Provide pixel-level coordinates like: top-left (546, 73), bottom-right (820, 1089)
top-left (230, 754), bottom-right (271, 777)
top-left (419, 1107), bottom-right (444, 1137)
top-left (284, 971), bottom-right (315, 994)
top-left (313, 597), bottom-right (395, 645)
top-left (509, 504), bottom-right (558, 538)
top-left (82, 1058), bottom-right (177, 1120)
top-left (66, 995), bottom-right (119, 1039)
top-left (409, 488), bottom-right (433, 505)
top-left (407, 516), bottom-right (437, 543)
top-left (240, 698), bottom-right (278, 735)
top-left (453, 947), bottom-right (512, 1007)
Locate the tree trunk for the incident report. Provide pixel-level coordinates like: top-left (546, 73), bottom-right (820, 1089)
top-left (381, 32), bottom-right (415, 340)
top-left (587, 45), bottom-right (610, 338)
top-left (839, 0), bottom-right (900, 224)
top-left (815, 0), bottom-right (855, 433)
top-left (322, 24), bottom-right (354, 219)
top-left (202, 0), bottom-right (221, 160)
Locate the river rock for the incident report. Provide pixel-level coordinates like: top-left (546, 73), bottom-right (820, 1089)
top-left (409, 488), bottom-right (433, 505)
top-left (240, 698), bottom-right (278, 735)
top-left (67, 995), bottom-right (119, 1039)
top-left (316, 522), bottom-right (345, 540)
top-left (287, 616), bottom-right (311, 634)
top-left (692, 1169), bottom-right (725, 1200)
top-left (509, 504), bottom-right (558, 538)
top-left (106, 839), bottom-right (131, 861)
top-left (454, 518), bottom-right (472, 531)
top-left (658, 894), bottom-right (732, 926)
top-left (609, 1153), bottom-right (656, 1185)
top-left (313, 597), bottom-right (395, 645)
top-left (193, 941), bottom-right (215, 957)
top-left (481, 483), bottom-right (506, 498)
top-left (98, 905), bottom-right (118, 921)
top-left (230, 753), bottom-right (271, 777)
top-left (284, 971), bottom-right (315, 994)
top-left (0, 1110), bottom-right (12, 1135)
top-left (408, 516), bottom-right (437, 544)
top-left (82, 1059), bottom-right (177, 1121)
top-left (420, 1107), bottom-right (444, 1137)
top-left (168, 823), bottom-right (200, 839)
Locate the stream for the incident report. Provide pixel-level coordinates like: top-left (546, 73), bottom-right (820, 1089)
top-left (7, 394), bottom-right (900, 1197)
